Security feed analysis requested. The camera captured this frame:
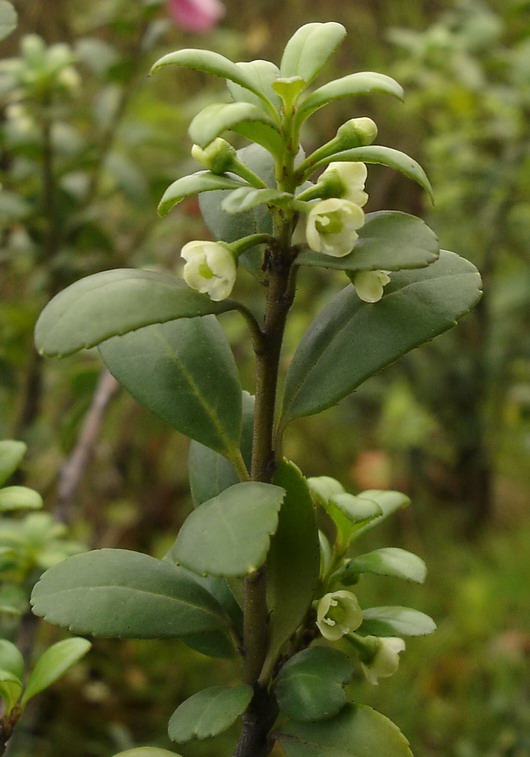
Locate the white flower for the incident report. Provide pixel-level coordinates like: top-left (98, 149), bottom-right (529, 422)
top-left (316, 590), bottom-right (363, 641)
top-left (361, 637), bottom-right (406, 685)
top-left (181, 240), bottom-right (236, 301)
top-left (306, 198), bottom-right (365, 258)
top-left (352, 270), bottom-right (391, 303)
top-left (321, 162), bottom-right (368, 206)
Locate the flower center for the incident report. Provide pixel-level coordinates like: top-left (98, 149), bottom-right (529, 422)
top-left (198, 261), bottom-right (215, 279)
top-left (315, 210), bottom-right (344, 235)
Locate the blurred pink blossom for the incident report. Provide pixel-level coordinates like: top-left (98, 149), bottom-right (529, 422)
top-left (167, 0), bottom-right (225, 32)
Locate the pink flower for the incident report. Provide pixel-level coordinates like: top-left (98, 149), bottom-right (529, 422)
top-left (167, 0), bottom-right (225, 32)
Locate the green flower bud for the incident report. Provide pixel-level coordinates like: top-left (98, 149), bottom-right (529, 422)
top-left (336, 117), bottom-right (378, 148)
top-left (191, 138), bottom-right (237, 174)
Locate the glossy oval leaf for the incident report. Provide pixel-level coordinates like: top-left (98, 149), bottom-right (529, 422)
top-left (113, 750), bottom-right (182, 757)
top-left (0, 485), bottom-right (42, 512)
top-left (298, 72), bottom-right (404, 121)
top-left (281, 250), bottom-right (482, 423)
top-left (0, 440), bottom-right (26, 487)
top-left (0, 639), bottom-right (24, 679)
top-left (158, 172), bottom-right (248, 217)
top-left (277, 703), bottom-right (413, 757)
top-left (265, 461), bottom-right (319, 675)
top-left (360, 606), bottom-right (436, 637)
top-left (188, 392), bottom-right (254, 506)
top-left (275, 647), bottom-right (353, 722)
top-left (31, 549), bottom-right (229, 639)
top-left (171, 482), bottom-right (285, 577)
top-left (22, 638), bottom-right (91, 705)
top-left (100, 317), bottom-right (242, 456)
top-left (168, 685), bottom-right (253, 743)
top-left (296, 212), bottom-right (439, 273)
top-left (227, 60), bottom-right (282, 110)
top-left (189, 102), bottom-right (280, 150)
top-left (280, 23), bottom-right (346, 84)
top-left (0, 1), bottom-right (17, 42)
top-left (309, 145), bottom-right (434, 201)
top-left (35, 269), bottom-right (236, 358)
top-left (344, 548), bottom-right (427, 584)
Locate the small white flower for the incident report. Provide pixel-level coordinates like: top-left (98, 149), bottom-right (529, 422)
top-left (316, 590), bottom-right (363, 641)
top-left (352, 270), bottom-right (391, 303)
top-left (181, 240), bottom-right (236, 301)
top-left (306, 198), bottom-right (365, 258)
top-left (321, 162), bottom-right (368, 206)
top-left (361, 637), bottom-right (406, 685)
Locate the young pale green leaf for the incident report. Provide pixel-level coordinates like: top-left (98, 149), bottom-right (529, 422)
top-left (275, 647), bottom-right (354, 722)
top-left (264, 461), bottom-right (319, 676)
top-left (353, 490), bottom-right (411, 536)
top-left (35, 270), bottom-right (237, 358)
top-left (168, 685), bottom-right (253, 743)
top-left (21, 638), bottom-right (91, 705)
top-left (188, 392), bottom-right (254, 506)
top-left (222, 186), bottom-right (291, 214)
top-left (344, 548), bottom-right (427, 584)
top-left (113, 750), bottom-right (182, 757)
top-left (151, 48), bottom-right (269, 105)
top-left (280, 22), bottom-right (346, 85)
top-left (172, 482), bottom-right (285, 577)
top-left (296, 212), bottom-right (439, 273)
top-left (0, 440), bottom-right (26, 487)
top-left (230, 120), bottom-right (285, 156)
top-left (360, 606), bottom-right (436, 637)
top-left (324, 493), bottom-right (383, 545)
top-left (297, 72), bottom-right (404, 122)
top-left (0, 669), bottom-right (23, 715)
top-left (277, 704), bottom-right (413, 757)
top-left (307, 145), bottom-right (434, 201)
top-left (158, 172), bottom-right (248, 217)
top-left (0, 640), bottom-right (24, 679)
top-left (199, 144), bottom-right (275, 279)
top-left (100, 316), bottom-right (242, 457)
top-left (189, 102), bottom-right (280, 151)
top-left (0, 486), bottom-right (43, 512)
top-left (226, 60), bottom-right (282, 111)
top-left (0, 1), bottom-right (17, 42)
top-left (31, 549), bottom-right (229, 639)
top-left (281, 250), bottom-right (482, 423)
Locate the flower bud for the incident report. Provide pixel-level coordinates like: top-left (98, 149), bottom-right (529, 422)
top-left (306, 198), bottom-right (365, 257)
top-left (351, 270), bottom-right (391, 303)
top-left (319, 162), bottom-right (368, 206)
top-left (316, 590), bottom-right (363, 641)
top-left (360, 636), bottom-right (406, 685)
top-left (336, 117), bottom-right (378, 148)
top-left (181, 240), bottom-right (236, 301)
top-left (191, 138), bottom-right (236, 174)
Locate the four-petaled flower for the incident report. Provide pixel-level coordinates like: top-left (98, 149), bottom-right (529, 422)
top-left (181, 240), bottom-right (236, 301)
top-left (167, 0), bottom-right (225, 33)
top-left (361, 637), bottom-right (406, 685)
top-left (321, 161), bottom-right (369, 207)
top-left (316, 590), bottom-right (363, 641)
top-left (306, 198), bottom-right (365, 258)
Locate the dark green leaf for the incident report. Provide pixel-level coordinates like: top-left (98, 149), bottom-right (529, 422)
top-left (359, 606), bottom-right (436, 637)
top-left (281, 250), bottom-right (482, 422)
top-left (22, 638), bottom-right (91, 704)
top-left (188, 392), bottom-right (254, 505)
top-left (298, 72), bottom-right (403, 121)
top-left (171, 482), bottom-right (285, 577)
top-left (277, 703), bottom-right (413, 756)
top-left (0, 440), bottom-right (26, 487)
top-left (100, 317), bottom-right (242, 456)
top-left (168, 685), bottom-right (252, 743)
top-left (344, 548), bottom-right (426, 584)
top-left (275, 647), bottom-right (353, 722)
top-left (296, 212), bottom-right (439, 272)
top-left (31, 549), bottom-right (229, 639)
top-left (35, 270), bottom-right (236, 358)
top-left (265, 461), bottom-right (319, 674)
top-left (280, 23), bottom-right (346, 85)
top-left (158, 172), bottom-right (248, 217)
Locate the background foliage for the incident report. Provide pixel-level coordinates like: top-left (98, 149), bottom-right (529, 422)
top-left (0, 1), bottom-right (529, 755)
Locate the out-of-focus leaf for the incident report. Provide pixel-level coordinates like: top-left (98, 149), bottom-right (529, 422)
top-left (0, 440), bottom-right (27, 487)
top-left (22, 638), bottom-right (92, 704)
top-left (0, 486), bottom-right (43, 512)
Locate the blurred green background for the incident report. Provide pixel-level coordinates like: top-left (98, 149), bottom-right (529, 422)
top-left (1, 0), bottom-right (529, 755)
